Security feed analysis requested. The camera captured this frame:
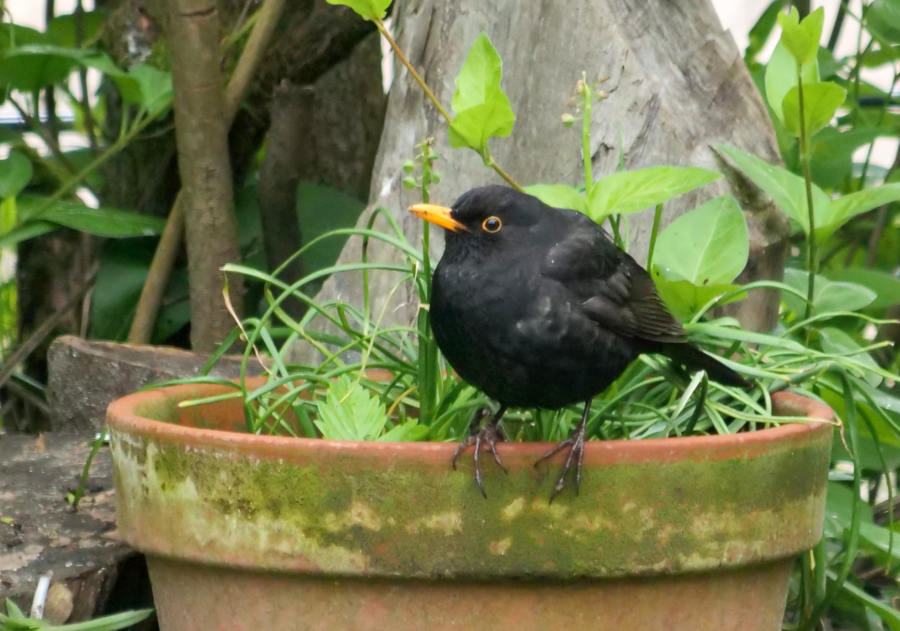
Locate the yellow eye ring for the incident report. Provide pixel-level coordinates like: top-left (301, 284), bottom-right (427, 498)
top-left (482, 216), bottom-right (502, 233)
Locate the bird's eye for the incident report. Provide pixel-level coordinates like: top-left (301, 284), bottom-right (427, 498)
top-left (482, 216), bottom-right (502, 233)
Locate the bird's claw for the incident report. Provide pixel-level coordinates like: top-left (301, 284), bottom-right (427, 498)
top-left (534, 425), bottom-right (586, 503)
top-left (451, 408), bottom-right (507, 498)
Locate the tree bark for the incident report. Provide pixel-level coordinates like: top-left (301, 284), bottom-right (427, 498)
top-left (167, 0), bottom-right (242, 351)
top-left (257, 32), bottom-right (386, 316)
top-left (313, 0), bottom-right (788, 342)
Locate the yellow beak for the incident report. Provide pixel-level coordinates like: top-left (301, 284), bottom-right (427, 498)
top-left (408, 203), bottom-right (468, 232)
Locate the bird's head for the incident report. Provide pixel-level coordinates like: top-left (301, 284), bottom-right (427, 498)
top-left (408, 186), bottom-right (546, 247)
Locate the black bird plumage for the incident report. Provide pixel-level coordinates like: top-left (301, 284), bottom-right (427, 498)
top-left (410, 185), bottom-right (748, 499)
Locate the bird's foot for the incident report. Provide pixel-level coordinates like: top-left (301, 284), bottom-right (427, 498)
top-left (451, 407), bottom-right (507, 498)
top-left (534, 422), bottom-right (586, 503)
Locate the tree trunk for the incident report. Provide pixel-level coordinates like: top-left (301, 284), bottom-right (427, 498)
top-left (312, 0), bottom-right (787, 349)
top-left (167, 0), bottom-right (243, 351)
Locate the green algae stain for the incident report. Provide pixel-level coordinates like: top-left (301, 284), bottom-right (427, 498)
top-left (111, 416), bottom-right (831, 579)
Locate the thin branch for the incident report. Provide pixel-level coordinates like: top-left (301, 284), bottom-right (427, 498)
top-left (75, 0), bottom-right (99, 154)
top-left (9, 96), bottom-right (79, 177)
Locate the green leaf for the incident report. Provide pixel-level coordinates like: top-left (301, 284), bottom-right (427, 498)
top-left (45, 609), bottom-right (154, 631)
top-left (16, 196), bottom-right (165, 238)
top-left (718, 144), bottom-right (830, 235)
top-left (819, 327), bottom-right (882, 387)
top-left (448, 33), bottom-right (515, 155)
top-left (314, 376), bottom-right (389, 441)
top-left (825, 267), bottom-right (900, 310)
top-left (522, 184), bottom-right (586, 213)
top-left (0, 221), bottom-right (57, 248)
top-left (809, 126), bottom-right (882, 188)
top-left (867, 0), bottom-right (900, 44)
top-left (0, 151), bottom-right (32, 199)
top-left (380, 419), bottom-right (428, 442)
top-left (827, 182), bottom-right (900, 233)
top-left (745, 1), bottom-right (782, 61)
top-left (782, 268), bottom-right (877, 315)
top-left (652, 279), bottom-right (741, 321)
top-left (825, 481), bottom-right (873, 535)
top-left (324, 0), bottom-right (390, 20)
top-left (653, 196), bottom-right (749, 285)
top-left (776, 7), bottom-right (824, 65)
top-left (585, 166), bottom-right (720, 222)
top-left (46, 11), bottom-right (105, 48)
top-left (651, 195), bottom-right (748, 319)
top-left (858, 521), bottom-right (900, 565)
top-left (0, 44), bottom-right (107, 92)
top-left (0, 24), bottom-right (46, 50)
top-left (126, 63), bottom-right (173, 114)
top-left (449, 101), bottom-right (515, 155)
top-left (831, 576), bottom-right (900, 631)
top-left (765, 42), bottom-right (819, 121)
top-left (295, 182), bottom-right (366, 292)
top-left (781, 81), bottom-right (846, 136)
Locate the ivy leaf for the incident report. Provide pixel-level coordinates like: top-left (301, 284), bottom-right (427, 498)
top-left (522, 184), bottom-right (586, 213)
top-left (0, 151), bottom-right (32, 199)
top-left (781, 81), bottom-right (846, 137)
top-left (776, 7), bottom-right (824, 65)
top-left (324, 0), bottom-right (390, 21)
top-left (448, 33), bottom-right (515, 157)
top-left (585, 166), bottom-right (720, 222)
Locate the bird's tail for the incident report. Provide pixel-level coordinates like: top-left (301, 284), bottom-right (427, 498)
top-left (663, 343), bottom-right (751, 388)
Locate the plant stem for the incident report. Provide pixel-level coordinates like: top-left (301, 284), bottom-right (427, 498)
top-left (417, 141), bottom-right (438, 423)
top-left (29, 110), bottom-right (159, 220)
top-left (376, 19), bottom-right (450, 121)
top-left (581, 72), bottom-right (593, 192)
top-left (796, 68), bottom-right (816, 321)
top-left (646, 203), bottom-right (663, 271)
top-left (375, 18), bottom-right (522, 191)
top-left (486, 154), bottom-right (522, 191)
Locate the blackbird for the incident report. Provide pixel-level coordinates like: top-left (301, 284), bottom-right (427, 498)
top-left (409, 185), bottom-right (748, 499)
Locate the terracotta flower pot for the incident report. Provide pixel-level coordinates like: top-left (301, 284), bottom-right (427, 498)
top-left (107, 381), bottom-right (833, 631)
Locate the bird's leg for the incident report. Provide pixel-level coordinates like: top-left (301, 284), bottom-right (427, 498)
top-left (451, 405), bottom-right (508, 497)
top-left (534, 400), bottom-right (591, 502)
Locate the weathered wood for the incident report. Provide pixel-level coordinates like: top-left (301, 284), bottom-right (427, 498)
top-left (309, 0), bottom-right (787, 352)
top-left (47, 335), bottom-right (255, 432)
top-left (0, 433), bottom-right (151, 624)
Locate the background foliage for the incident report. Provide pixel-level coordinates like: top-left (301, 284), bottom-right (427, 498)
top-left (1, 1), bottom-right (899, 629)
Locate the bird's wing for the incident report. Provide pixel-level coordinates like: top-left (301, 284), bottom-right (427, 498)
top-left (542, 228), bottom-right (686, 344)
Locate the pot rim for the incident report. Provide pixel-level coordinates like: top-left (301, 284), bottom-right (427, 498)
top-left (107, 381), bottom-right (834, 467)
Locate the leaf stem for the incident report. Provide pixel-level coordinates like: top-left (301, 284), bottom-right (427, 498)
top-left (376, 18), bottom-right (451, 122)
top-left (646, 203), bottom-right (663, 271)
top-left (796, 67), bottom-right (816, 320)
top-left (487, 154), bottom-right (522, 190)
top-left (581, 72), bottom-right (593, 192)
